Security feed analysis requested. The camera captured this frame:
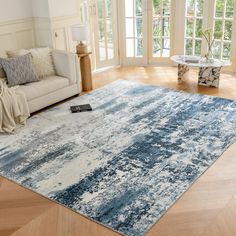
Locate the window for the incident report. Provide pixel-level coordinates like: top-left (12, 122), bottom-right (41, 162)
top-left (96, 0), bottom-right (114, 61)
top-left (152, 0), bottom-right (171, 57)
top-left (184, 0), bottom-right (235, 61)
top-left (185, 0), bottom-right (204, 56)
top-left (88, 0), bottom-right (119, 69)
top-left (213, 0), bottom-right (235, 60)
top-left (125, 0), bottom-right (144, 57)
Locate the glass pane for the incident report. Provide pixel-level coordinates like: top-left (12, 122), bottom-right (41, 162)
top-left (125, 0), bottom-right (134, 17)
top-left (196, 0), bottom-right (204, 17)
top-left (135, 38), bottom-right (143, 56)
top-left (215, 0), bottom-right (224, 18)
top-left (185, 39), bottom-right (193, 55)
top-left (212, 41), bottom-right (221, 59)
top-left (99, 41), bottom-right (106, 60)
top-left (214, 20), bottom-right (223, 39)
top-left (223, 42), bottom-right (231, 60)
top-left (107, 40), bottom-right (114, 59)
top-left (105, 0), bottom-right (111, 18)
top-left (99, 20), bottom-right (105, 41)
top-left (195, 40), bottom-right (202, 55)
top-left (195, 18), bottom-right (203, 38)
top-left (162, 38), bottom-right (170, 57)
top-left (163, 0), bottom-right (171, 16)
top-left (224, 20), bottom-right (233, 40)
top-left (97, 0), bottom-right (104, 19)
top-left (153, 0), bottom-right (161, 16)
top-left (163, 17), bottom-right (170, 37)
top-left (186, 0), bottom-right (195, 17)
top-left (135, 0), bottom-right (142, 16)
top-left (126, 18), bottom-right (134, 37)
top-left (126, 39), bottom-right (134, 57)
top-left (153, 38), bottom-right (161, 56)
top-left (226, 0), bottom-right (234, 18)
top-left (153, 18), bottom-right (161, 37)
top-left (135, 18), bottom-right (143, 37)
top-left (186, 18), bottom-right (194, 37)
top-left (106, 20), bottom-right (113, 39)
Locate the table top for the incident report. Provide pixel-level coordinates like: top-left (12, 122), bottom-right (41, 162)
top-left (171, 55), bottom-right (231, 68)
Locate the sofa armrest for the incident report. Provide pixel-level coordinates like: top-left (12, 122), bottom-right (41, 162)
top-left (52, 50), bottom-right (81, 86)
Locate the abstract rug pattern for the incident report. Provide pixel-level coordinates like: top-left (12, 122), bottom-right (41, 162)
top-left (1, 80), bottom-right (236, 235)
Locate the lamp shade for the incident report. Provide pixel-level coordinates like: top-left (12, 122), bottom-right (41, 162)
top-left (71, 24), bottom-right (89, 42)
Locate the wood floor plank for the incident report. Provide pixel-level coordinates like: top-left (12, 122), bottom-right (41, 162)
top-left (11, 205), bottom-right (120, 236)
top-left (0, 177), bottom-right (3, 188)
top-left (0, 178), bottom-right (54, 236)
top-left (1, 66), bottom-right (236, 236)
top-left (200, 196), bottom-right (236, 236)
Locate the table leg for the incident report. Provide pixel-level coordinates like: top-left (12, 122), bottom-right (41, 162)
top-left (178, 64), bottom-right (189, 83)
top-left (198, 67), bottom-right (222, 88)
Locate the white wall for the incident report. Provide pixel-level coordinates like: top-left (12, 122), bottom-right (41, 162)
top-left (0, 0), bottom-right (78, 22)
top-left (31, 0), bottom-right (50, 18)
top-left (48, 0), bottom-right (78, 18)
top-left (0, 0), bottom-right (35, 56)
top-left (0, 0), bottom-right (33, 22)
top-left (0, 0), bottom-right (80, 52)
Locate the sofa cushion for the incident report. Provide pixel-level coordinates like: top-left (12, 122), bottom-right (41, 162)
top-left (16, 76), bottom-right (69, 101)
top-left (7, 47), bottom-right (56, 79)
top-left (6, 49), bottom-right (29, 58)
top-left (0, 54), bottom-right (39, 87)
top-left (30, 47), bottom-right (56, 78)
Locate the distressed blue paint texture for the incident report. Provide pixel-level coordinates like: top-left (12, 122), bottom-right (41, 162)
top-left (1, 80), bottom-right (236, 236)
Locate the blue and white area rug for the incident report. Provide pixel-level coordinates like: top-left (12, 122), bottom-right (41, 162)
top-left (1, 80), bottom-right (236, 235)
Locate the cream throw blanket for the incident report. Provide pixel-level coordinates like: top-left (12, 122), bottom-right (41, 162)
top-left (0, 79), bottom-right (30, 133)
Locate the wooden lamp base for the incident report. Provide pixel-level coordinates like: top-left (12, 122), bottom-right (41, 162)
top-left (77, 52), bottom-right (93, 92)
top-left (76, 42), bottom-right (88, 54)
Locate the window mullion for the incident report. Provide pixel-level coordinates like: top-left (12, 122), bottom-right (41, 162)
top-left (160, 0), bottom-right (163, 57)
top-left (220, 0), bottom-right (227, 59)
top-left (230, 0), bottom-right (236, 70)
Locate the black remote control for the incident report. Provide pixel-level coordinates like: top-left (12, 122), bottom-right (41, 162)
top-left (70, 104), bottom-right (92, 113)
top-left (70, 106), bottom-right (81, 113)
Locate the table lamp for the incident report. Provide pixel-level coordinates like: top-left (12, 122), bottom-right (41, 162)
top-left (71, 24), bottom-right (93, 92)
top-left (71, 24), bottom-right (90, 54)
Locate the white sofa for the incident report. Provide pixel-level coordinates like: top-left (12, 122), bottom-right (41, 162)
top-left (11, 50), bottom-right (81, 113)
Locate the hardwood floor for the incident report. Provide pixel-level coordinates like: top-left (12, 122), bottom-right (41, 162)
top-left (1, 66), bottom-right (236, 236)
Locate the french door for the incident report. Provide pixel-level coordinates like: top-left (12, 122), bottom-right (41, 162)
top-left (120, 0), bottom-right (173, 65)
top-left (89, 0), bottom-right (119, 69)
